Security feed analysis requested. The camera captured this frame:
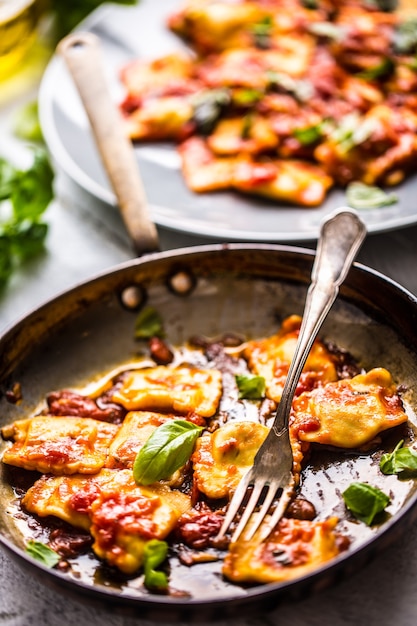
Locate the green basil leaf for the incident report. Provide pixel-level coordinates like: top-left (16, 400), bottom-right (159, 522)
top-left (252, 15), bottom-right (274, 48)
top-left (292, 119), bottom-right (333, 146)
top-left (357, 57), bottom-right (394, 81)
top-left (346, 182), bottom-right (398, 210)
top-left (133, 420), bottom-right (203, 485)
top-left (364, 0), bottom-right (397, 12)
top-left (308, 22), bottom-right (345, 41)
top-left (134, 306), bottom-right (164, 339)
top-left (233, 89), bottom-right (264, 107)
top-left (267, 71), bottom-right (314, 102)
top-left (0, 237), bottom-right (13, 287)
top-left (143, 539), bottom-right (169, 590)
top-left (191, 88), bottom-right (231, 135)
top-left (241, 114), bottom-right (253, 139)
top-left (0, 158), bottom-right (18, 200)
top-left (342, 482), bottom-right (390, 525)
top-left (50, 0), bottom-right (138, 41)
top-left (380, 440), bottom-right (417, 475)
top-left (25, 540), bottom-right (60, 568)
top-left (394, 18), bottom-right (417, 54)
top-left (11, 150), bottom-right (54, 222)
top-left (14, 101), bottom-right (44, 143)
top-left (235, 374), bottom-right (266, 399)
top-left (330, 113), bottom-right (377, 153)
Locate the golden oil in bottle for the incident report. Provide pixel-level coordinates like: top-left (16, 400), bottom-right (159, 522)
top-left (0, 0), bottom-right (44, 80)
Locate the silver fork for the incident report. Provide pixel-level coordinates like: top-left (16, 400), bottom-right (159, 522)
top-left (217, 207), bottom-right (367, 544)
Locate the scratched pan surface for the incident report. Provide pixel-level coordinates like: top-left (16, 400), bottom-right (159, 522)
top-left (1, 244), bottom-right (417, 621)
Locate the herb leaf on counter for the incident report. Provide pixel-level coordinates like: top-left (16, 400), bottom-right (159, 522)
top-left (50, 1), bottom-right (139, 41)
top-left (0, 149), bottom-right (53, 287)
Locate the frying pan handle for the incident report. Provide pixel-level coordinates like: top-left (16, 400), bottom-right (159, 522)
top-left (58, 32), bottom-right (160, 256)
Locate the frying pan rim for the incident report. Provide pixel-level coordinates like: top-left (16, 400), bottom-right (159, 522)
top-left (1, 242), bottom-right (417, 617)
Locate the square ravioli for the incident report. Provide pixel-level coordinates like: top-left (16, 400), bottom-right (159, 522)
top-left (243, 315), bottom-right (338, 402)
top-left (106, 411), bottom-right (172, 469)
top-left (223, 516), bottom-right (343, 584)
top-left (22, 469), bottom-right (191, 574)
top-left (292, 367), bottom-right (408, 448)
top-left (1, 416), bottom-right (118, 475)
top-left (112, 365), bottom-right (222, 417)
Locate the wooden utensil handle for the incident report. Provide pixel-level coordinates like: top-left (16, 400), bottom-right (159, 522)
top-left (58, 32), bottom-right (160, 256)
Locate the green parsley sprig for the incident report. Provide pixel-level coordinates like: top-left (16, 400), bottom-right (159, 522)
top-left (49, 1), bottom-right (139, 41)
top-left (0, 149), bottom-right (54, 288)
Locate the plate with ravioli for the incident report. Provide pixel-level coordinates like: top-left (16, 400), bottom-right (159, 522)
top-left (39, 0), bottom-right (417, 241)
top-left (1, 242), bottom-right (417, 619)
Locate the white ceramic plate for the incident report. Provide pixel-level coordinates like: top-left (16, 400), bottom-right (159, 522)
top-left (38, 0), bottom-right (417, 242)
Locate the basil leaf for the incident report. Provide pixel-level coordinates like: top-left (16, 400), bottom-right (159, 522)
top-left (364, 0), bottom-right (397, 11)
top-left (342, 482), bottom-right (390, 525)
top-left (0, 237), bottom-right (13, 287)
top-left (0, 158), bottom-right (17, 200)
top-left (235, 374), bottom-right (266, 399)
top-left (394, 18), bottom-right (417, 54)
top-left (191, 88), bottom-right (231, 135)
top-left (233, 89), bottom-right (264, 107)
top-left (0, 149), bottom-right (53, 287)
top-left (346, 182), bottom-right (398, 210)
top-left (292, 119), bottom-right (333, 146)
top-left (50, 0), bottom-right (138, 41)
top-left (330, 113), bottom-right (377, 153)
top-left (133, 420), bottom-right (203, 485)
top-left (25, 540), bottom-right (60, 568)
top-left (308, 22), bottom-right (345, 41)
top-left (357, 58), bottom-right (394, 81)
top-left (252, 16), bottom-right (274, 48)
top-left (134, 306), bottom-right (164, 339)
top-left (11, 150), bottom-right (54, 222)
top-left (380, 440), bottom-right (417, 475)
top-left (14, 101), bottom-right (44, 143)
top-left (267, 71), bottom-right (314, 102)
top-left (143, 539), bottom-right (169, 590)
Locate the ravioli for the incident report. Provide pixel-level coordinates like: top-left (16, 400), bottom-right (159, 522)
top-left (243, 315), bottom-right (338, 402)
top-left (1, 416), bottom-right (118, 475)
top-left (192, 421), bottom-right (269, 499)
top-left (292, 368), bottom-right (408, 448)
top-left (106, 411), bottom-right (172, 470)
top-left (23, 469), bottom-right (191, 574)
top-left (119, 0), bottom-right (417, 208)
top-left (112, 365), bottom-right (222, 417)
top-left (193, 420), bottom-right (305, 500)
top-left (223, 516), bottom-right (343, 584)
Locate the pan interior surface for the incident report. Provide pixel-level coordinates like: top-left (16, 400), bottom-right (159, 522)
top-left (1, 246), bottom-right (417, 616)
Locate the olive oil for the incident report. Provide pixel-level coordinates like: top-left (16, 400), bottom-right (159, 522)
top-left (0, 0), bottom-right (43, 79)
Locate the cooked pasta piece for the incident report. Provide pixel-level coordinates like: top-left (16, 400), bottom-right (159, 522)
top-left (119, 0), bottom-right (417, 207)
top-left (243, 315), bottom-right (339, 402)
top-left (1, 416), bottom-right (118, 475)
top-left (192, 421), bottom-right (269, 499)
top-left (111, 365), bottom-right (222, 417)
top-left (192, 420), bottom-right (305, 500)
top-left (223, 516), bottom-right (344, 584)
top-left (23, 469), bottom-right (191, 574)
top-left (292, 367), bottom-right (408, 448)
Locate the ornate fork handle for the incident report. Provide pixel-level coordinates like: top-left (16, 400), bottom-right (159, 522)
top-left (272, 207), bottom-right (367, 437)
top-left (217, 207), bottom-right (366, 544)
